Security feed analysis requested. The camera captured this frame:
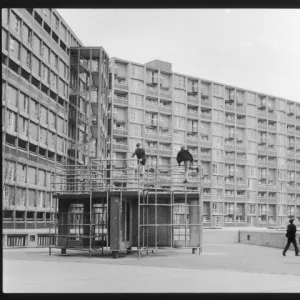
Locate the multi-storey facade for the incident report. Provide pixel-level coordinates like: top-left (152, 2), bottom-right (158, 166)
top-left (2, 8), bottom-right (109, 247)
top-left (109, 58), bottom-right (300, 229)
top-left (2, 8), bottom-right (300, 248)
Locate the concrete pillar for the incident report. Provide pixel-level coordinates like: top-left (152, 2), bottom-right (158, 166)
top-left (189, 199), bottom-right (200, 247)
top-left (110, 195), bottom-right (121, 251)
top-left (58, 201), bottom-right (69, 249)
top-left (83, 202), bottom-right (91, 248)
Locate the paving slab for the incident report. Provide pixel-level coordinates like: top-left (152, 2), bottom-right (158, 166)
top-left (3, 243), bottom-right (300, 293)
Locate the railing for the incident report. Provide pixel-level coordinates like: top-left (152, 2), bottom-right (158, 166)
top-left (114, 82), bottom-right (128, 91)
top-left (51, 159), bottom-right (204, 194)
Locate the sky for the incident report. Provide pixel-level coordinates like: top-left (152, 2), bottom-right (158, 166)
top-left (57, 9), bottom-right (300, 102)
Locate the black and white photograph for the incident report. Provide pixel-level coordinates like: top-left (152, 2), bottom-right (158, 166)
top-left (2, 8), bottom-right (300, 293)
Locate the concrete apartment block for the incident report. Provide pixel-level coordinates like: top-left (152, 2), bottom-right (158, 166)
top-left (2, 8), bottom-right (300, 248)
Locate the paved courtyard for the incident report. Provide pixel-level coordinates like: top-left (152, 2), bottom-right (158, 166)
top-left (3, 243), bottom-right (300, 293)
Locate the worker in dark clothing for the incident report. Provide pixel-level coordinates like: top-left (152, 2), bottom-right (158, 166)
top-left (131, 143), bottom-right (146, 176)
top-left (282, 218), bottom-right (299, 256)
top-left (177, 146), bottom-right (199, 183)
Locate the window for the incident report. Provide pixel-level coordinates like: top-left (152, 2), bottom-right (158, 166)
top-left (18, 116), bottom-right (28, 136)
top-left (12, 12), bottom-right (21, 34)
top-left (19, 92), bottom-right (29, 113)
top-left (212, 163), bottom-right (222, 174)
top-left (131, 64), bottom-right (143, 79)
top-left (129, 94), bottom-right (143, 107)
top-left (212, 136), bottom-right (223, 148)
top-left (129, 124), bottom-right (142, 137)
top-left (174, 116), bottom-right (185, 130)
top-left (249, 166), bottom-right (257, 177)
top-left (2, 8), bottom-right (8, 24)
top-left (174, 89), bottom-right (186, 102)
top-left (248, 204), bottom-right (256, 214)
top-left (213, 123), bottom-right (223, 136)
top-left (214, 97), bottom-right (223, 109)
top-left (213, 110), bottom-right (223, 122)
top-left (42, 64), bottom-right (49, 83)
top-left (2, 29), bottom-right (8, 51)
top-left (174, 102), bottom-right (186, 116)
top-left (6, 110), bottom-right (17, 131)
top-left (174, 75), bottom-right (185, 89)
top-left (6, 84), bottom-right (17, 107)
top-left (130, 79), bottom-right (143, 93)
top-left (22, 23), bottom-right (32, 46)
top-left (32, 34), bottom-right (41, 55)
top-left (129, 108), bottom-right (143, 123)
top-left (31, 55), bottom-right (40, 76)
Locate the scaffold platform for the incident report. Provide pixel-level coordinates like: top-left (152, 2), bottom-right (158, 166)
top-left (49, 159), bottom-right (204, 258)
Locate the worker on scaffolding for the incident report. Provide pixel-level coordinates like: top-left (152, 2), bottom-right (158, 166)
top-left (131, 143), bottom-right (146, 176)
top-left (177, 146), bottom-right (199, 183)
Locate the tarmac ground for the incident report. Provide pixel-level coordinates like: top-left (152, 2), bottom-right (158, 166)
top-left (3, 243), bottom-right (300, 293)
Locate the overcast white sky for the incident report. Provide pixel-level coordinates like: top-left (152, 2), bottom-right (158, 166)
top-left (57, 9), bottom-right (300, 102)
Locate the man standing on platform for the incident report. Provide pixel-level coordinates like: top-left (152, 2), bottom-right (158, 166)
top-left (131, 143), bottom-right (146, 176)
top-left (282, 217), bottom-right (299, 256)
top-left (176, 145), bottom-right (199, 183)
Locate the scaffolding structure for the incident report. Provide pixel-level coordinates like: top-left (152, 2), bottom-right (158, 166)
top-left (50, 158), bottom-right (203, 258)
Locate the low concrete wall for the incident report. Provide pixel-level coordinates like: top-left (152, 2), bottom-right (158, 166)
top-left (239, 230), bottom-right (300, 250)
top-left (203, 229), bottom-right (240, 245)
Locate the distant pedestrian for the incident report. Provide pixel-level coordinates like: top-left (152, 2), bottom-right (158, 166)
top-left (282, 218), bottom-right (299, 256)
top-left (130, 143), bottom-right (146, 176)
top-left (176, 145), bottom-right (199, 183)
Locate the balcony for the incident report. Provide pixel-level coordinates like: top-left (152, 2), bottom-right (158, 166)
top-left (236, 118), bottom-right (246, 126)
top-left (258, 146), bottom-right (267, 154)
top-left (159, 149), bottom-right (172, 156)
top-left (159, 105), bottom-right (172, 114)
top-left (187, 136), bottom-right (198, 145)
top-left (268, 124), bottom-right (276, 132)
top-left (187, 110), bottom-right (199, 118)
top-left (225, 93), bottom-right (235, 104)
top-left (224, 155), bottom-right (235, 163)
top-left (224, 142), bottom-right (235, 151)
top-left (236, 179), bottom-right (247, 188)
top-left (225, 103), bottom-right (235, 112)
top-left (113, 127), bottom-right (128, 136)
top-left (258, 136), bottom-right (267, 145)
top-left (114, 82), bottom-right (129, 92)
top-left (159, 132), bottom-right (172, 142)
top-left (112, 143), bottom-right (128, 151)
top-left (146, 87), bottom-right (158, 97)
top-left (147, 147), bottom-right (158, 155)
top-left (226, 169), bottom-right (235, 177)
top-left (225, 117), bottom-right (235, 125)
top-left (187, 95), bottom-right (199, 105)
top-left (200, 137), bottom-right (212, 147)
top-left (287, 106), bottom-right (294, 116)
top-left (287, 126), bottom-right (295, 133)
top-left (201, 97), bottom-right (212, 107)
top-left (258, 99), bottom-right (267, 110)
top-left (268, 112), bottom-right (277, 121)
top-left (145, 130), bottom-right (158, 140)
top-left (235, 142), bottom-right (246, 151)
top-left (160, 91), bottom-right (172, 100)
top-left (145, 119), bottom-right (158, 127)
top-left (114, 96), bottom-right (128, 106)
top-left (201, 112), bottom-right (212, 120)
top-left (145, 102), bottom-right (158, 112)
top-left (225, 132), bottom-right (235, 141)
top-left (258, 122), bottom-right (267, 130)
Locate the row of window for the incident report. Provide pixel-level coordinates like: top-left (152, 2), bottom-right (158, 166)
top-left (23, 8), bottom-right (82, 47)
top-left (114, 63), bottom-right (298, 109)
top-left (3, 8), bottom-right (80, 59)
top-left (3, 29), bottom-right (69, 89)
top-left (3, 185), bottom-right (52, 209)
